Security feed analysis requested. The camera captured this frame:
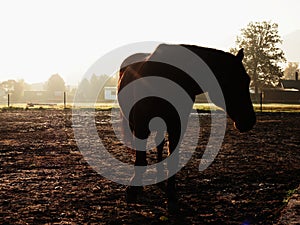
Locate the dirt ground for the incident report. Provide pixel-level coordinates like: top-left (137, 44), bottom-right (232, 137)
top-left (0, 109), bottom-right (299, 225)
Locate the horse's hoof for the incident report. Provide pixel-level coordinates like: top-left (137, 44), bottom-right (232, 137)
top-left (167, 199), bottom-right (179, 213)
top-left (155, 181), bottom-right (165, 191)
top-left (166, 191), bottom-right (179, 212)
top-left (125, 186), bottom-right (143, 203)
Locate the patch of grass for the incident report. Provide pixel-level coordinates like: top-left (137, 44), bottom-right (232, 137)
top-left (283, 189), bottom-right (297, 204)
top-left (254, 103), bottom-right (300, 112)
top-left (1, 106), bottom-right (25, 111)
top-left (193, 103), bottom-right (222, 112)
top-left (194, 103), bottom-right (300, 113)
top-left (2, 102), bottom-right (300, 113)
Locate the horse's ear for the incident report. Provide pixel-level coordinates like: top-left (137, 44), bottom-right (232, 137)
top-left (236, 48), bottom-right (244, 61)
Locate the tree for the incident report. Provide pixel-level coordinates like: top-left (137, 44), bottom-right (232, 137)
top-left (90, 74), bottom-right (101, 100)
top-left (12, 79), bottom-right (25, 101)
top-left (46, 74), bottom-right (66, 92)
top-left (89, 74), bottom-right (116, 101)
top-left (284, 62), bottom-right (299, 80)
top-left (231, 21), bottom-right (286, 94)
top-left (77, 78), bottom-right (91, 101)
top-left (0, 80), bottom-right (16, 94)
top-left (0, 79), bottom-right (25, 102)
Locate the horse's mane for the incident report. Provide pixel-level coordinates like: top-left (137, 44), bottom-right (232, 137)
top-left (179, 44), bottom-right (235, 59)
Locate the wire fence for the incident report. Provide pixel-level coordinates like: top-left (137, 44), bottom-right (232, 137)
top-left (1, 92), bottom-right (300, 112)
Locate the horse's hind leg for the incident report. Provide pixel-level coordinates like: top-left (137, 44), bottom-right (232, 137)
top-left (126, 137), bottom-right (147, 203)
top-left (166, 131), bottom-right (180, 212)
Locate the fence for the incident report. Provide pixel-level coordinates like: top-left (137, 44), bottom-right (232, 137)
top-left (2, 92), bottom-right (67, 109)
top-left (1, 91), bottom-right (300, 112)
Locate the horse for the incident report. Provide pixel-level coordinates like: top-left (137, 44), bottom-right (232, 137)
top-left (117, 44), bottom-right (256, 210)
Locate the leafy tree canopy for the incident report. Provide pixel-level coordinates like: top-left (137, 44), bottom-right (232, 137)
top-left (231, 21), bottom-right (286, 94)
top-left (284, 62), bottom-right (299, 80)
top-left (46, 74), bottom-right (66, 92)
top-left (0, 79), bottom-right (25, 101)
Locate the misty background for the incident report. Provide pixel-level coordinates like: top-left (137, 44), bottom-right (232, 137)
top-left (0, 0), bottom-right (300, 104)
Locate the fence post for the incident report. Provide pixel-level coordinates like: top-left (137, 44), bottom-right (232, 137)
top-left (64, 91), bottom-right (66, 109)
top-left (260, 91), bottom-right (263, 112)
top-left (8, 94), bottom-right (10, 107)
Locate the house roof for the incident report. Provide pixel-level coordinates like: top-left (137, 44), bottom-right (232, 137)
top-left (281, 80), bottom-right (300, 90)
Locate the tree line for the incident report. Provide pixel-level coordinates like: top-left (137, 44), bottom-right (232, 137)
top-left (1, 21), bottom-right (298, 103)
top-left (75, 74), bottom-right (118, 101)
top-left (0, 73), bottom-right (118, 103)
top-left (0, 74), bottom-right (67, 102)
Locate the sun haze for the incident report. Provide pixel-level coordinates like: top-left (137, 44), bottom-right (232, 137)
top-left (0, 0), bottom-right (299, 85)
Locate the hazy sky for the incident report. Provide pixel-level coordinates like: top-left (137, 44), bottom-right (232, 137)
top-left (0, 0), bottom-right (299, 85)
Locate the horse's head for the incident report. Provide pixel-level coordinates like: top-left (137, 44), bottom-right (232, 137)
top-left (212, 48), bottom-right (256, 133)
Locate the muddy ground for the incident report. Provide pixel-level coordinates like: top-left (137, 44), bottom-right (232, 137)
top-left (0, 109), bottom-right (299, 225)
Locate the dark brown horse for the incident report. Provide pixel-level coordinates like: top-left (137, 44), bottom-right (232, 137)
top-left (117, 44), bottom-right (256, 210)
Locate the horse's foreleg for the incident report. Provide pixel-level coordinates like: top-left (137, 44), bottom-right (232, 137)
top-left (155, 131), bottom-right (165, 184)
top-left (156, 131), bottom-right (165, 162)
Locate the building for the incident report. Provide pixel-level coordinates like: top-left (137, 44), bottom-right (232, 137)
top-left (281, 70), bottom-right (300, 90)
top-left (281, 80), bottom-right (300, 91)
top-left (24, 90), bottom-right (65, 103)
top-left (261, 72), bottom-right (300, 104)
top-left (262, 88), bottom-right (300, 103)
top-left (24, 91), bottom-right (52, 103)
top-left (104, 87), bottom-right (117, 101)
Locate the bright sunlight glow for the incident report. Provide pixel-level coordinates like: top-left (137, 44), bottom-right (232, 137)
top-left (0, 0), bottom-right (299, 85)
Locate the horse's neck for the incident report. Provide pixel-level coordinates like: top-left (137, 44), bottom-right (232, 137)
top-left (147, 44), bottom-right (226, 98)
top-left (188, 47), bottom-right (225, 95)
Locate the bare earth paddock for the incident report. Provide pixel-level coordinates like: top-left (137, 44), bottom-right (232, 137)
top-left (0, 109), bottom-right (299, 224)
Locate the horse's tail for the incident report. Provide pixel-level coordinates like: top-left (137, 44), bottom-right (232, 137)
top-left (119, 110), bottom-right (134, 148)
top-left (119, 53), bottom-right (150, 78)
top-left (118, 53), bottom-right (151, 148)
